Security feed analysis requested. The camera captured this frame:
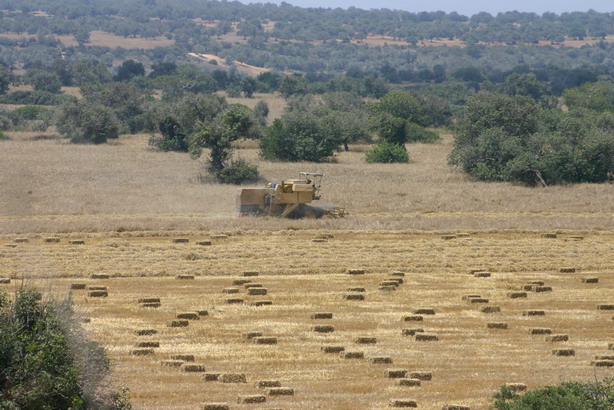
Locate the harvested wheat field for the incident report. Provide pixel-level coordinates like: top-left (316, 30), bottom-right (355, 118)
top-left (1, 131), bottom-right (613, 409)
top-left (0, 231), bottom-right (613, 409)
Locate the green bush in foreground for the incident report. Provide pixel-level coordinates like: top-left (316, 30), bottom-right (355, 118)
top-left (215, 158), bottom-right (260, 184)
top-left (365, 140), bottom-right (409, 163)
top-left (493, 379), bottom-right (613, 410)
top-left (0, 288), bottom-right (131, 409)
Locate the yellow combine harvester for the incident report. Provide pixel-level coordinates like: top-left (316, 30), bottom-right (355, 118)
top-left (238, 172), bottom-right (345, 218)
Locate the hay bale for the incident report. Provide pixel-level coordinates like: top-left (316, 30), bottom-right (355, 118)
top-left (167, 320), bottom-right (189, 328)
top-left (4, 244), bottom-right (16, 248)
top-left (198, 310), bottom-right (209, 316)
top-left (312, 325), bottom-right (334, 333)
top-left (141, 303), bottom-right (161, 308)
top-left (582, 277), bottom-right (599, 283)
top-left (415, 334), bottom-right (439, 341)
top-left (70, 283), bottom-right (86, 290)
top-left (384, 369), bottom-right (408, 378)
top-left (222, 288), bottom-right (239, 294)
top-left (88, 286), bottom-right (107, 291)
top-left (183, 364), bottom-right (206, 372)
top-left (442, 235), bottom-right (457, 240)
top-left (252, 300), bottom-right (273, 306)
top-left (380, 281), bottom-right (400, 287)
top-left (534, 286), bottom-right (552, 293)
top-left (176, 312), bottom-right (199, 320)
top-left (542, 233), bottom-right (557, 238)
top-left (135, 329), bottom-right (157, 336)
top-left (220, 373), bottom-right (247, 383)
top-left (387, 278), bottom-right (404, 285)
top-left (243, 271), bottom-right (259, 277)
top-left (379, 286), bottom-right (396, 292)
top-left (462, 294), bottom-right (481, 300)
top-left (370, 356), bottom-right (393, 364)
top-left (567, 236), bottom-right (584, 241)
top-left (256, 380), bottom-right (281, 388)
top-left (597, 305), bottom-right (614, 310)
top-left (225, 298), bottom-right (243, 304)
top-left (248, 287), bottom-right (268, 296)
top-left (347, 269), bottom-right (365, 275)
top-left (503, 383), bottom-right (527, 392)
top-left (138, 298), bottom-right (160, 303)
top-left (88, 291), bottom-right (108, 297)
top-left (244, 332), bottom-right (263, 339)
top-left (529, 328), bottom-right (552, 335)
top-left (69, 240), bottom-right (85, 245)
top-left (487, 322), bottom-right (508, 329)
top-left (344, 294), bottom-right (365, 301)
top-left (175, 274), bottom-right (194, 280)
top-left (413, 308), bottom-right (435, 315)
top-left (402, 328), bottom-right (424, 336)
top-left (468, 268), bottom-right (487, 274)
top-left (312, 238), bottom-right (328, 243)
top-left (196, 241), bottom-right (212, 246)
top-left (211, 234), bottom-right (228, 239)
top-left (595, 355), bottom-right (614, 360)
top-left (201, 404), bottom-right (228, 410)
top-left (442, 405), bottom-right (470, 410)
top-left (0, 278), bottom-right (10, 284)
top-left (355, 337), bottom-right (377, 344)
top-left (402, 315), bottom-right (423, 322)
top-left (311, 312), bottom-right (333, 319)
top-left (244, 283), bottom-right (263, 288)
top-left (91, 274), bottom-right (110, 279)
top-left (410, 371), bottom-right (432, 381)
top-left (347, 287), bottom-right (365, 292)
top-left (13, 238), bottom-right (28, 243)
top-left (202, 373), bottom-right (220, 382)
top-left (340, 351), bottom-right (364, 359)
top-left (552, 349), bottom-right (575, 356)
top-left (397, 379), bottom-right (421, 387)
top-left (171, 354), bottom-right (195, 362)
top-left (480, 306), bottom-right (501, 313)
top-left (507, 292), bottom-right (527, 299)
top-left (136, 341), bottom-right (160, 348)
top-left (527, 281), bottom-right (545, 286)
top-left (390, 271), bottom-right (406, 277)
top-left (233, 279), bottom-right (251, 285)
top-left (267, 388), bottom-right (294, 396)
top-left (81, 318), bottom-right (91, 323)
top-left (390, 399), bottom-right (417, 407)
top-left (545, 334), bottom-right (569, 342)
top-left (591, 360), bottom-right (614, 367)
top-left (559, 267), bottom-right (576, 273)
top-left (173, 238), bottom-right (189, 243)
top-left (321, 346), bottom-right (345, 353)
top-left (469, 298), bottom-right (489, 304)
top-left (253, 337), bottom-right (277, 345)
top-left (523, 310), bottom-right (545, 316)
top-left (130, 349), bottom-right (154, 356)
top-left (237, 395), bottom-right (266, 404)
top-left (161, 360), bottom-right (183, 367)
top-left (44, 237), bottom-right (60, 243)
top-left (473, 272), bottom-right (491, 278)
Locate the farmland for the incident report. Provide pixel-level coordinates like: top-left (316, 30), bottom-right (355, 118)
top-left (1, 127), bottom-right (613, 409)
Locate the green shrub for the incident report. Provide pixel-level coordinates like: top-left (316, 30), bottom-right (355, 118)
top-left (493, 379), bottom-right (613, 409)
top-left (405, 122), bottom-right (441, 143)
top-left (149, 116), bottom-right (188, 152)
top-left (56, 100), bottom-right (120, 144)
top-left (214, 158), bottom-right (259, 184)
top-left (0, 288), bottom-right (131, 409)
top-left (365, 140), bottom-right (409, 163)
top-left (0, 130), bottom-right (9, 140)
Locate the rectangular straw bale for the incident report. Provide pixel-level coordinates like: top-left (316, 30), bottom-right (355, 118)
top-left (135, 329), bottom-right (157, 336)
top-left (91, 273), bottom-right (109, 279)
top-left (380, 281), bottom-right (400, 287)
top-left (462, 294), bottom-right (481, 300)
top-left (480, 306), bottom-right (501, 313)
top-left (88, 291), bottom-right (108, 297)
top-left (311, 312), bottom-right (333, 319)
top-left (69, 240), bottom-right (85, 245)
top-left (170, 354), bottom-right (195, 361)
top-left (529, 328), bottom-right (552, 335)
top-left (397, 378), bottom-right (421, 387)
top-left (130, 348), bottom-right (154, 356)
top-left (523, 310), bottom-right (545, 316)
top-left (597, 305), bottom-right (614, 310)
top-left (559, 267), bottom-right (576, 273)
top-left (175, 274), bottom-right (194, 280)
top-left (402, 315), bottom-right (423, 322)
top-left (473, 272), bottom-right (491, 277)
top-left (138, 298), bottom-right (160, 303)
top-left (487, 322), bottom-right (508, 329)
top-left (347, 287), bottom-right (365, 292)
top-left (507, 292), bottom-right (527, 299)
top-left (469, 298), bottom-right (489, 303)
top-left (220, 373), bottom-right (247, 383)
top-left (379, 285), bottom-right (396, 291)
top-left (545, 334), bottom-right (569, 342)
top-left (70, 283), bottom-right (86, 290)
top-left (183, 364), bottom-right (206, 372)
top-left (390, 271), bottom-right (406, 277)
top-left (13, 238), bottom-right (28, 243)
top-left (136, 341), bottom-right (160, 348)
top-left (225, 298), bottom-right (243, 304)
top-left (44, 237), bottom-right (60, 243)
top-left (167, 320), bottom-right (189, 327)
top-left (582, 277), bottom-right (599, 283)
top-left (87, 286), bottom-right (107, 291)
top-left (340, 351), bottom-right (364, 359)
top-left (384, 369), bottom-right (408, 378)
top-left (595, 355), bottom-right (614, 360)
top-left (196, 241), bottom-right (212, 246)
top-left (410, 371), bottom-right (432, 381)
top-left (415, 334), bottom-right (439, 341)
top-left (390, 399), bottom-right (417, 407)
top-left (347, 268), bottom-right (365, 275)
top-left (243, 271), bottom-right (259, 277)
top-left (344, 294), bottom-right (364, 301)
top-left (160, 360), bottom-right (183, 367)
top-left (201, 404), bottom-right (228, 410)
top-left (233, 279), bottom-right (251, 285)
top-left (313, 325), bottom-right (334, 333)
top-left (534, 286), bottom-right (552, 292)
top-left (198, 310), bottom-right (209, 316)
top-left (321, 346), bottom-right (345, 353)
top-left (252, 301), bottom-right (273, 306)
top-left (203, 373), bottom-right (220, 382)
top-left (354, 336), bottom-right (377, 344)
top-left (387, 278), bottom-right (404, 284)
top-left (552, 349), bottom-right (575, 356)
top-left (141, 302), bottom-right (161, 308)
top-left (256, 380), bottom-right (281, 388)
top-left (413, 308), bottom-right (435, 315)
top-left (442, 405), bottom-right (470, 410)
top-left (222, 288), bottom-right (239, 294)
top-left (402, 328), bottom-right (424, 336)
top-left (173, 238), bottom-right (189, 243)
top-left (369, 356), bottom-right (393, 364)
top-left (244, 283), bottom-right (263, 288)
top-left (591, 360), bottom-right (614, 367)
top-left (244, 332), bottom-right (263, 339)
top-left (267, 387), bottom-right (294, 396)
top-left (253, 337), bottom-right (277, 345)
top-left (176, 312), bottom-right (199, 320)
top-left (247, 287), bottom-right (268, 296)
top-left (237, 395), bottom-right (266, 404)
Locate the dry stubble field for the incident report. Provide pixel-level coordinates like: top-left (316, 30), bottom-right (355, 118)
top-left (1, 129), bottom-right (613, 409)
